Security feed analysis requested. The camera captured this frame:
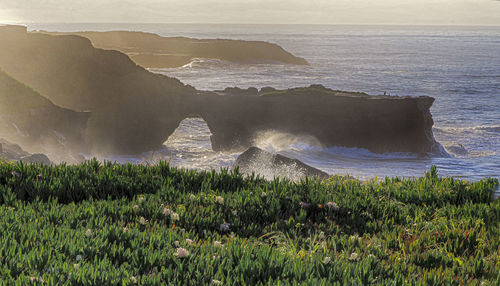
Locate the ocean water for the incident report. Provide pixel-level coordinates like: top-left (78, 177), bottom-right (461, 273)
top-left (27, 23), bottom-right (500, 187)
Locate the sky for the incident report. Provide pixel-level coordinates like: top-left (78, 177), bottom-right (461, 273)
top-left (1, 0), bottom-right (500, 26)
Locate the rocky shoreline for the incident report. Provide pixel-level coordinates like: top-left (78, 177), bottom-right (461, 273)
top-left (0, 25), bottom-right (445, 164)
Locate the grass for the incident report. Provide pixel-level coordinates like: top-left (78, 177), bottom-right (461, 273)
top-left (0, 160), bottom-right (498, 285)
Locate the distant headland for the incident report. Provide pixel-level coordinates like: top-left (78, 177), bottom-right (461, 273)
top-left (40, 30), bottom-right (310, 68)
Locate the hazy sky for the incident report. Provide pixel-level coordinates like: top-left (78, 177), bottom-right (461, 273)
top-left (1, 0), bottom-right (500, 25)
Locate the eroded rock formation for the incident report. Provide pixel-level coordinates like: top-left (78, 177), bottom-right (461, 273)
top-left (196, 85), bottom-right (444, 155)
top-left (0, 68), bottom-right (89, 162)
top-left (0, 25), bottom-right (444, 158)
top-left (41, 30), bottom-right (309, 68)
top-left (0, 25), bottom-right (195, 154)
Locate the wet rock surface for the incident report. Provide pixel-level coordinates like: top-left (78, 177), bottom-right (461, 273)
top-left (234, 146), bottom-right (329, 180)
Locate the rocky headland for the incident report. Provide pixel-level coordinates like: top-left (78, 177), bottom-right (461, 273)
top-left (0, 25), bottom-right (444, 160)
top-left (0, 67), bottom-right (89, 162)
top-left (41, 30), bottom-right (309, 68)
top-left (195, 85), bottom-right (443, 155)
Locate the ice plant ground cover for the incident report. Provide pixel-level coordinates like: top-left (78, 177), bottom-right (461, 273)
top-left (0, 160), bottom-right (498, 285)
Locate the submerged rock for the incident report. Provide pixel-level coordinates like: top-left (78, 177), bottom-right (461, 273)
top-left (445, 144), bottom-right (468, 156)
top-left (234, 146), bottom-right (329, 180)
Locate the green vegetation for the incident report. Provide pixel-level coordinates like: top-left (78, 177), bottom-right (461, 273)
top-left (0, 160), bottom-right (498, 285)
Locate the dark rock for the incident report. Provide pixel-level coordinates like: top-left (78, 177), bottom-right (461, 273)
top-left (0, 138), bottom-right (28, 158)
top-left (445, 144), bottom-right (468, 156)
top-left (260, 87), bottom-right (276, 94)
top-left (234, 146), bottom-right (329, 180)
top-left (198, 87), bottom-right (445, 156)
top-left (221, 87), bottom-right (259, 96)
top-left (20, 154), bottom-right (52, 165)
top-left (0, 138), bottom-right (52, 164)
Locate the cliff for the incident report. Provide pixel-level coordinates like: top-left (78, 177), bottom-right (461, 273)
top-left (0, 26), bottom-right (443, 157)
top-left (0, 68), bottom-right (89, 162)
top-left (41, 30), bottom-right (309, 68)
top-left (195, 85), bottom-right (443, 155)
top-left (0, 25), bottom-right (196, 154)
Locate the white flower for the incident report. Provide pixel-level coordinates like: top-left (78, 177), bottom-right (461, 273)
top-left (163, 207), bottom-right (172, 215)
top-left (319, 231), bottom-right (326, 240)
top-left (219, 223), bottom-right (231, 232)
top-left (85, 229), bottom-right (92, 237)
top-left (349, 234), bottom-right (360, 243)
top-left (212, 279), bottom-right (222, 285)
top-left (189, 194), bottom-right (196, 200)
top-left (170, 212), bottom-right (180, 222)
top-left (76, 255), bottom-right (82, 261)
top-left (186, 239), bottom-right (194, 245)
top-left (216, 196), bottom-right (224, 204)
top-left (349, 252), bottom-right (359, 261)
top-left (123, 227), bottom-right (129, 233)
top-left (130, 276), bottom-right (138, 283)
top-left (299, 201), bottom-right (311, 208)
top-left (175, 247), bottom-right (189, 258)
top-left (133, 205), bottom-right (139, 211)
top-left (138, 196), bottom-right (145, 203)
top-left (30, 277), bottom-right (44, 283)
top-left (214, 241), bottom-right (223, 248)
top-left (323, 256), bottom-right (331, 264)
top-left (139, 217), bottom-right (148, 225)
top-left (326, 202), bottom-right (340, 211)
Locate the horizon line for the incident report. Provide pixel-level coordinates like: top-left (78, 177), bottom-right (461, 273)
top-left (4, 21), bottom-right (500, 28)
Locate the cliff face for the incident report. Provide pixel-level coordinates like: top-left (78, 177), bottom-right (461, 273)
top-left (42, 31), bottom-right (309, 68)
top-left (0, 69), bottom-right (90, 161)
top-left (0, 26), bottom-right (442, 157)
top-left (195, 85), bottom-right (443, 155)
top-left (0, 25), bottom-right (196, 154)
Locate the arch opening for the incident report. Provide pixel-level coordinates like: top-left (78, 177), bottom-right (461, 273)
top-left (159, 116), bottom-right (236, 171)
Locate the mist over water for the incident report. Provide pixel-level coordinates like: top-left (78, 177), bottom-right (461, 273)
top-left (28, 23), bottom-right (500, 184)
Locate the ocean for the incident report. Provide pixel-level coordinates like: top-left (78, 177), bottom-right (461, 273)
top-left (26, 23), bottom-right (499, 187)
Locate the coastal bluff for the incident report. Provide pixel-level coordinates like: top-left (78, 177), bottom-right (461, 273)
top-left (0, 68), bottom-right (89, 162)
top-left (41, 30), bottom-right (309, 68)
top-left (0, 25), bottom-right (443, 157)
